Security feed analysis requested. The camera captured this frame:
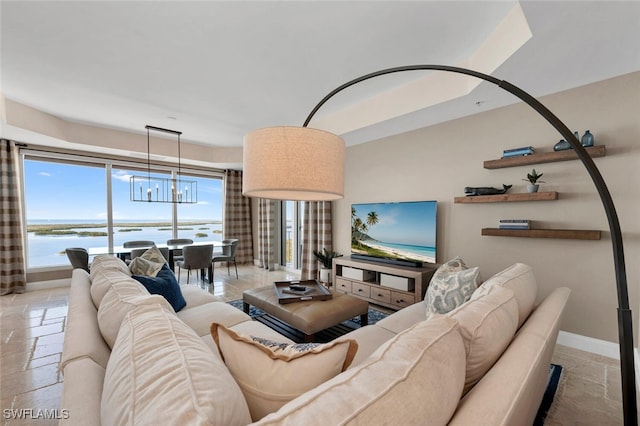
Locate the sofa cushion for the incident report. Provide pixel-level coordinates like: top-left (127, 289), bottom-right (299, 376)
top-left (177, 301), bottom-right (251, 337)
top-left (97, 280), bottom-right (172, 348)
top-left (180, 284), bottom-right (217, 307)
top-left (90, 258), bottom-right (135, 309)
top-left (90, 254), bottom-right (131, 279)
top-left (132, 263), bottom-right (187, 312)
top-left (102, 303), bottom-right (252, 426)
top-left (425, 260), bottom-right (480, 318)
top-left (254, 316), bottom-right (466, 426)
top-left (211, 323), bottom-right (358, 421)
top-left (375, 301), bottom-right (426, 334)
top-left (447, 286), bottom-right (519, 394)
top-left (471, 263), bottom-right (537, 328)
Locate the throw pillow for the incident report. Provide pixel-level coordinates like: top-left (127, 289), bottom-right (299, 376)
top-left (425, 258), bottom-right (480, 318)
top-left (132, 264), bottom-right (187, 312)
top-left (128, 245), bottom-right (166, 277)
top-left (210, 323), bottom-right (358, 421)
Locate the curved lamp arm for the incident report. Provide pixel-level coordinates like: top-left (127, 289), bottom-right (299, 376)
top-left (303, 65), bottom-right (636, 424)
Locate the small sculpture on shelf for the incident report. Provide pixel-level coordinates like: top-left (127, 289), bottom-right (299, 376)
top-left (464, 184), bottom-right (512, 196)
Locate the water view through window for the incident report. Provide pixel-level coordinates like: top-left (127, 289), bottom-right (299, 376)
top-left (24, 159), bottom-right (223, 269)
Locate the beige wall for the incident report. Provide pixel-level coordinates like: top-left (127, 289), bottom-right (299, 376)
top-left (333, 72), bottom-right (640, 344)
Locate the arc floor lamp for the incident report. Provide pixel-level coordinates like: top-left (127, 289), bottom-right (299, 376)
top-left (242, 65), bottom-right (636, 424)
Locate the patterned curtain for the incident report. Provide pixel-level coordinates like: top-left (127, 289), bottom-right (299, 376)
top-left (301, 201), bottom-right (333, 280)
top-left (257, 199), bottom-right (277, 269)
top-left (1, 140), bottom-right (27, 295)
top-left (223, 170), bottom-right (253, 264)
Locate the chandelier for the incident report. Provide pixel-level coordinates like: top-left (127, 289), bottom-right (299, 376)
top-left (130, 125), bottom-right (197, 203)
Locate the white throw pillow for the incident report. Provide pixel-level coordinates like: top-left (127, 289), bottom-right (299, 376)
top-left (102, 304), bottom-right (252, 425)
top-left (425, 259), bottom-right (480, 318)
top-left (211, 323), bottom-right (358, 421)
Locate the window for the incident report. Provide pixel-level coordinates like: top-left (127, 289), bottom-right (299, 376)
top-left (22, 153), bottom-right (223, 269)
top-left (176, 174), bottom-right (223, 243)
top-left (24, 159), bottom-right (107, 268)
top-left (111, 167), bottom-right (173, 247)
top-left (282, 201), bottom-right (304, 269)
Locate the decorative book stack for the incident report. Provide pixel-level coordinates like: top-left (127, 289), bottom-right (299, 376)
top-left (501, 146), bottom-right (535, 158)
top-left (499, 219), bottom-right (531, 230)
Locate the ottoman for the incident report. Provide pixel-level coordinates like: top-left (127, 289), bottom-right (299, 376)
top-left (243, 286), bottom-right (369, 342)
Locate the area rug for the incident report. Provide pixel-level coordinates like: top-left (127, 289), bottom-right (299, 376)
top-left (535, 363), bottom-right (564, 425)
top-left (227, 299), bottom-right (388, 343)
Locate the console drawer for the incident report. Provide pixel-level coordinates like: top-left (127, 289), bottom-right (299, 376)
top-left (335, 277), bottom-right (352, 293)
top-left (370, 287), bottom-right (391, 304)
top-left (391, 291), bottom-right (415, 308)
top-left (351, 282), bottom-right (371, 298)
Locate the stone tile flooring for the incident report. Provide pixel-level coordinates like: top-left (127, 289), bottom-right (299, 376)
top-left (0, 265), bottom-right (630, 424)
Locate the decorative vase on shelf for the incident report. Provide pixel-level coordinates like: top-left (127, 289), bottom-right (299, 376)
top-left (554, 140), bottom-right (571, 151)
top-left (581, 130), bottom-right (594, 147)
top-left (573, 131), bottom-right (580, 142)
top-left (527, 184), bottom-right (540, 193)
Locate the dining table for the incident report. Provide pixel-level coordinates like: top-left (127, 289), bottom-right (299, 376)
top-left (88, 240), bottom-right (229, 272)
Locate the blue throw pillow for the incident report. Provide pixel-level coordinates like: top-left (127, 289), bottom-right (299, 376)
top-left (132, 264), bottom-right (187, 312)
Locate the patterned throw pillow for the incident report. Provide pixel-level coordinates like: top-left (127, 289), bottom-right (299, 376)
top-left (128, 246), bottom-right (166, 277)
top-left (210, 323), bottom-right (358, 421)
top-left (425, 257), bottom-right (480, 318)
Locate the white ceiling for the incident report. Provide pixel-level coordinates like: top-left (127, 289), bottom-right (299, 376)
top-left (2, 1), bottom-right (639, 155)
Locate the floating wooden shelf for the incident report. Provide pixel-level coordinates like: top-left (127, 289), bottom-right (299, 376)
top-left (481, 228), bottom-right (601, 240)
top-left (454, 191), bottom-right (558, 203)
top-left (483, 145), bottom-right (606, 169)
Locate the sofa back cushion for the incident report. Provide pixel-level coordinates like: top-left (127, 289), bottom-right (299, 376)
top-left (253, 316), bottom-right (466, 426)
top-left (102, 303), bottom-right (251, 426)
top-left (447, 286), bottom-right (519, 394)
top-left (97, 280), bottom-right (172, 348)
top-left (471, 263), bottom-right (537, 328)
top-left (90, 256), bottom-right (135, 309)
top-left (211, 323), bottom-right (358, 421)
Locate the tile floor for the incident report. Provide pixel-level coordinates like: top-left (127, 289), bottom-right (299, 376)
top-left (0, 264), bottom-right (630, 424)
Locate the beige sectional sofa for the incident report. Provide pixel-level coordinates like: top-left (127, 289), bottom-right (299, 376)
top-left (60, 255), bottom-right (570, 425)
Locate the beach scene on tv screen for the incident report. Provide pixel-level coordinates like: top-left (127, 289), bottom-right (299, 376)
top-left (351, 201), bottom-right (436, 264)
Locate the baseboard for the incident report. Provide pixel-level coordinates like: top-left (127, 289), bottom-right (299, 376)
top-left (557, 330), bottom-right (620, 360)
top-left (26, 278), bottom-right (70, 291)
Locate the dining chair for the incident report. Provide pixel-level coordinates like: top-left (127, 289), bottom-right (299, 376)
top-left (121, 240), bottom-right (156, 262)
top-left (166, 238), bottom-right (193, 264)
top-left (212, 239), bottom-right (239, 279)
top-left (175, 244), bottom-right (213, 284)
top-left (65, 248), bottom-right (90, 272)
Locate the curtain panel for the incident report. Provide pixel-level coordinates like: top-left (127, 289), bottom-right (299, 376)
top-left (300, 201), bottom-right (333, 280)
top-left (1, 140), bottom-right (27, 295)
top-left (223, 170), bottom-right (253, 264)
top-left (257, 199), bottom-right (277, 269)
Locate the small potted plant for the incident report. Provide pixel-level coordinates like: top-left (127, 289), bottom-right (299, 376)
top-left (313, 248), bottom-right (342, 284)
top-left (523, 169), bottom-right (545, 193)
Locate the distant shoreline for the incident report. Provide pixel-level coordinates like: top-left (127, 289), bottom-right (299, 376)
top-left (27, 220), bottom-right (222, 232)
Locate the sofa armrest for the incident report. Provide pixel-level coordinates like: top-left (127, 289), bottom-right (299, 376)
top-left (61, 270), bottom-right (111, 370)
top-left (449, 287), bottom-right (570, 426)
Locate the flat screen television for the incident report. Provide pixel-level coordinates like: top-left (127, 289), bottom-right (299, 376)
top-left (351, 200), bottom-right (437, 267)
